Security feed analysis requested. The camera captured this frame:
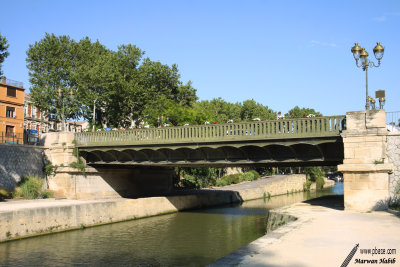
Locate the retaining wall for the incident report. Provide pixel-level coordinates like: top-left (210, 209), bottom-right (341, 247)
top-left (387, 133), bottom-right (400, 197)
top-left (0, 144), bottom-right (45, 190)
top-left (48, 167), bottom-right (174, 199)
top-left (0, 174), bottom-right (307, 242)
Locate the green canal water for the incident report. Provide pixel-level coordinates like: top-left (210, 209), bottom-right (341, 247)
top-left (0, 183), bottom-right (343, 266)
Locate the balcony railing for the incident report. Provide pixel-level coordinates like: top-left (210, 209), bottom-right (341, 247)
top-left (1, 77), bottom-right (24, 88)
top-left (0, 132), bottom-right (23, 145)
top-left (75, 116), bottom-right (345, 147)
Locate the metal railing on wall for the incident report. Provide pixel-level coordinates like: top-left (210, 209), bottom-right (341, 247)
top-left (386, 111), bottom-right (400, 126)
top-left (0, 132), bottom-right (24, 145)
top-left (0, 77), bottom-right (24, 88)
top-left (75, 115), bottom-right (346, 147)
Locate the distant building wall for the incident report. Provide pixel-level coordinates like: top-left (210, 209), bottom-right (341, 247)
top-left (24, 93), bottom-right (52, 134)
top-left (0, 143), bottom-right (46, 190)
top-left (0, 78), bottom-right (25, 142)
top-left (387, 133), bottom-right (400, 197)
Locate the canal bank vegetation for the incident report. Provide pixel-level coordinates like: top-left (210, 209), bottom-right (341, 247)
top-left (175, 166), bottom-right (332, 190)
top-left (389, 180), bottom-right (400, 212)
top-left (174, 167), bottom-right (261, 189)
top-left (13, 176), bottom-right (53, 199)
top-left (303, 167), bottom-right (325, 190)
top-left (10, 176), bottom-right (53, 200)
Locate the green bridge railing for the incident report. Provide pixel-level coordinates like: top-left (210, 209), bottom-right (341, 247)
top-left (75, 116), bottom-right (345, 147)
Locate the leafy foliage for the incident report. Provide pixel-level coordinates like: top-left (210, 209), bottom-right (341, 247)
top-left (27, 34), bottom-right (326, 130)
top-left (215, 170), bottom-right (260, 187)
top-left (176, 167), bottom-right (221, 188)
top-left (304, 167), bottom-right (325, 190)
top-left (0, 188), bottom-right (10, 200)
top-left (287, 106), bottom-right (322, 118)
top-left (315, 176), bottom-right (325, 190)
top-left (44, 163), bottom-right (54, 176)
top-left (193, 98), bottom-right (276, 124)
top-left (303, 166), bottom-right (324, 182)
top-left (303, 180), bottom-right (313, 191)
top-left (13, 176), bottom-right (53, 199)
top-left (0, 33), bottom-right (10, 77)
top-left (26, 33), bottom-right (197, 128)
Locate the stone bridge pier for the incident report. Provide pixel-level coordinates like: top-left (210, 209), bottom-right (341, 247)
top-left (42, 132), bottom-right (173, 199)
top-left (338, 110), bottom-right (393, 211)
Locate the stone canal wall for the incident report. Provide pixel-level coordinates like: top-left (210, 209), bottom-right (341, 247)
top-left (387, 133), bottom-right (400, 197)
top-left (0, 174), bottom-right (308, 242)
top-left (225, 174), bottom-right (307, 201)
top-left (0, 144), bottom-right (45, 190)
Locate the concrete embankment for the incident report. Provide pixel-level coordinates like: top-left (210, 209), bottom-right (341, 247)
top-left (0, 174), bottom-right (308, 242)
top-left (211, 195), bottom-right (400, 267)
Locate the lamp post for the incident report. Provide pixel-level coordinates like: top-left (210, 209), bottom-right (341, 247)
top-left (57, 88), bottom-right (74, 131)
top-left (92, 99), bottom-right (96, 132)
top-left (351, 42), bottom-right (385, 110)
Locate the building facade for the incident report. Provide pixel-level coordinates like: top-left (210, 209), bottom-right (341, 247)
top-left (0, 77), bottom-right (25, 144)
top-left (24, 93), bottom-right (53, 134)
top-left (24, 93), bottom-right (89, 134)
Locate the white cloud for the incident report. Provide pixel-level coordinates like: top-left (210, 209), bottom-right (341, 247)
top-left (310, 40), bottom-right (337, 47)
top-left (373, 15), bottom-right (387, 22)
top-left (373, 12), bottom-right (400, 22)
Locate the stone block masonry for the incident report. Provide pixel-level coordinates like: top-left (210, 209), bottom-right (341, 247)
top-left (338, 110), bottom-right (393, 211)
top-left (387, 133), bottom-right (400, 198)
top-left (0, 143), bottom-right (45, 190)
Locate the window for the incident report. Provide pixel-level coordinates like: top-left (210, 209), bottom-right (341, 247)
top-left (5, 125), bottom-right (14, 137)
top-left (6, 107), bottom-right (15, 118)
top-left (7, 87), bottom-right (16, 97)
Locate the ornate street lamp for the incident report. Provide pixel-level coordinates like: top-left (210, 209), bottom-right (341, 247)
top-left (351, 42), bottom-right (385, 110)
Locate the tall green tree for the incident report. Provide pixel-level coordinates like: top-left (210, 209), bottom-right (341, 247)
top-left (0, 33), bottom-right (10, 77)
top-left (194, 98), bottom-right (242, 123)
top-left (26, 33), bottom-right (197, 128)
top-left (26, 33), bottom-right (79, 122)
top-left (241, 99), bottom-right (276, 121)
top-left (287, 106), bottom-right (322, 118)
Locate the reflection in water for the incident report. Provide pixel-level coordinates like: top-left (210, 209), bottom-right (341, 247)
top-left (0, 183), bottom-right (343, 266)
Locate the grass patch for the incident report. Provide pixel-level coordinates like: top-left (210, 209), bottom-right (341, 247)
top-left (13, 176), bottom-right (54, 199)
top-left (0, 187), bottom-right (10, 200)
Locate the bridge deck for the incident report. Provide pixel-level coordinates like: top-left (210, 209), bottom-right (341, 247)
top-left (75, 116), bottom-right (345, 148)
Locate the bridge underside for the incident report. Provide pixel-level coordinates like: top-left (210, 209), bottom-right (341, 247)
top-left (78, 137), bottom-right (343, 168)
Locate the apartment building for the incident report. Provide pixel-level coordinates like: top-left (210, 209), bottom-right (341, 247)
top-left (0, 77), bottom-right (25, 144)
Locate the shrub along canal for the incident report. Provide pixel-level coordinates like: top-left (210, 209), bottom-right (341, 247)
top-left (0, 183), bottom-right (343, 266)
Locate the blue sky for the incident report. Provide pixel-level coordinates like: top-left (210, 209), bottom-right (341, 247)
top-left (1, 0), bottom-right (399, 116)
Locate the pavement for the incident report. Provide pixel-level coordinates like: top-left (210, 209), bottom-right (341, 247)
top-left (212, 195), bottom-right (400, 267)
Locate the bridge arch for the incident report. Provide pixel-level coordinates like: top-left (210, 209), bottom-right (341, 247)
top-left (265, 145), bottom-right (296, 161)
top-left (289, 143), bottom-right (324, 161)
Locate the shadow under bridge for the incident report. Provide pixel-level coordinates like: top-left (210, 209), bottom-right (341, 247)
top-left (75, 116), bottom-right (345, 167)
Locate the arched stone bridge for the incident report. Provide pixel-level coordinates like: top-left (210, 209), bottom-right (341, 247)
top-left (75, 116), bottom-right (345, 167)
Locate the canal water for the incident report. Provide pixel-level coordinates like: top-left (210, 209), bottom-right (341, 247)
top-left (0, 183), bottom-right (343, 266)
